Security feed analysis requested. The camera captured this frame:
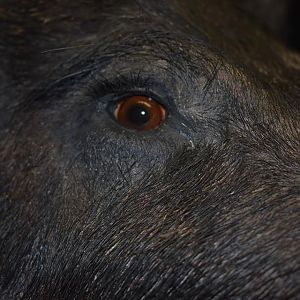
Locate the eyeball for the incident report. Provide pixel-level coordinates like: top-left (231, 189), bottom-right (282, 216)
top-left (114, 96), bottom-right (166, 130)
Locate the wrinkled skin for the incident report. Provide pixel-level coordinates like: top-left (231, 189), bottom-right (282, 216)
top-left (0, 0), bottom-right (300, 299)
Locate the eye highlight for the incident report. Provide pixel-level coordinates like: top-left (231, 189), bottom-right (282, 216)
top-left (114, 96), bottom-right (166, 130)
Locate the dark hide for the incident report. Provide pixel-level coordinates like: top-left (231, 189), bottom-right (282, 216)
top-left (0, 1), bottom-right (299, 299)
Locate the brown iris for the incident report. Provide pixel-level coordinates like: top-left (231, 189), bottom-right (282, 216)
top-left (114, 96), bottom-right (166, 130)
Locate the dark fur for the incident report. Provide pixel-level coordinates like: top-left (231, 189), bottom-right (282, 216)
top-left (1, 0), bottom-right (299, 299)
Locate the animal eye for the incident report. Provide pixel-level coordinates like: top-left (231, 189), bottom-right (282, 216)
top-left (113, 96), bottom-right (166, 130)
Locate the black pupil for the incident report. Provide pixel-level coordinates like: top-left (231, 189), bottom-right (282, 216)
top-left (127, 104), bottom-right (150, 125)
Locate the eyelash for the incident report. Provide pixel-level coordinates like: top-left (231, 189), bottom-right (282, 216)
top-left (85, 72), bottom-right (172, 109)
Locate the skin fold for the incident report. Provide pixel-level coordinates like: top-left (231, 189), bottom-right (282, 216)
top-left (0, 0), bottom-right (299, 299)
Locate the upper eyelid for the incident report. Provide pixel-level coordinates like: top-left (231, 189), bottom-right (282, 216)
top-left (85, 71), bottom-right (176, 109)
